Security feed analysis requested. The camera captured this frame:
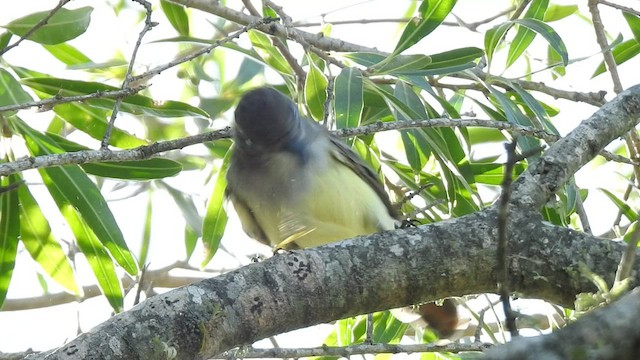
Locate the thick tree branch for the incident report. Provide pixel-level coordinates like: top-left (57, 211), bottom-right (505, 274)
top-left (484, 288), bottom-right (640, 360)
top-left (510, 84), bottom-right (640, 209)
top-left (24, 211), bottom-right (640, 360)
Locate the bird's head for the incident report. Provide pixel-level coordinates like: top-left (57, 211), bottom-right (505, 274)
top-left (233, 87), bottom-right (299, 152)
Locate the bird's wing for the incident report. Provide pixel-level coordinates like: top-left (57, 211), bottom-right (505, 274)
top-left (225, 187), bottom-right (271, 248)
top-left (327, 135), bottom-right (399, 219)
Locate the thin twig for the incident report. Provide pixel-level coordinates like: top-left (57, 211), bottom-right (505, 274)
top-left (496, 139), bottom-right (520, 338)
top-left (263, 0), bottom-right (307, 87)
top-left (588, 0), bottom-right (624, 94)
top-left (129, 18), bottom-right (277, 85)
top-left (598, 0), bottom-right (640, 18)
top-left (0, 0), bottom-right (71, 57)
top-left (215, 342), bottom-right (492, 359)
top-left (451, 5), bottom-right (516, 32)
top-left (0, 117), bottom-right (635, 177)
top-left (0, 86), bottom-right (148, 114)
top-left (101, 0), bottom-right (156, 149)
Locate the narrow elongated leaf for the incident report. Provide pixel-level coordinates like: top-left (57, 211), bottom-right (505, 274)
top-left (234, 58), bottom-right (264, 88)
top-left (394, 82), bottom-right (429, 172)
top-left (548, 43), bottom-right (566, 78)
top-left (599, 188), bottom-right (637, 222)
top-left (63, 205), bottom-right (123, 312)
top-left (370, 82), bottom-right (477, 214)
top-left (485, 22), bottom-right (513, 64)
top-left (543, 4), bottom-right (578, 22)
top-left (138, 191), bottom-right (153, 268)
top-left (623, 12), bottom-right (640, 44)
top-left (371, 54), bottom-right (432, 74)
top-left (487, 86), bottom-right (541, 157)
top-left (18, 184), bottom-right (80, 295)
top-left (247, 30), bottom-right (294, 78)
top-left (472, 162), bottom-right (526, 185)
top-left (21, 77), bottom-right (209, 118)
top-left (160, 182), bottom-right (202, 237)
top-left (0, 175), bottom-right (20, 308)
top-left (334, 67), bottom-right (364, 129)
top-left (506, 0), bottom-right (549, 68)
top-left (500, 80), bottom-right (560, 135)
top-left (592, 39), bottom-right (640, 77)
top-left (0, 32), bottom-right (11, 51)
top-left (202, 150), bottom-right (232, 266)
top-left (425, 47), bottom-right (483, 69)
top-left (13, 119), bottom-right (138, 275)
top-left (394, 0), bottom-right (457, 54)
top-left (81, 160), bottom-right (182, 180)
top-left (161, 0), bottom-right (190, 36)
top-left (5, 7), bottom-right (93, 45)
top-left (304, 54), bottom-right (328, 121)
top-left (184, 226), bottom-right (198, 261)
top-left (512, 18), bottom-right (568, 66)
top-left (43, 43), bottom-right (92, 66)
top-left (0, 68), bottom-right (34, 115)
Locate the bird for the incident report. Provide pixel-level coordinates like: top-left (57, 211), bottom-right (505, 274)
top-left (225, 86), bottom-right (462, 340)
top-left (225, 86), bottom-right (397, 250)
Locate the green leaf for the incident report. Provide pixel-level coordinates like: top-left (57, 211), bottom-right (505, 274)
top-left (247, 30), bottom-right (294, 78)
top-left (472, 162), bottom-right (526, 185)
top-left (394, 0), bottom-right (457, 54)
top-left (138, 191), bottom-right (153, 268)
top-left (592, 39), bottom-right (640, 78)
top-left (623, 11), bottom-right (640, 44)
top-left (82, 159), bottom-right (182, 180)
top-left (0, 32), bottom-right (12, 51)
top-left (184, 226), bottom-right (198, 261)
top-left (202, 150), bottom-right (232, 266)
top-left (485, 22), bottom-right (513, 64)
top-left (43, 43), bottom-right (92, 66)
top-left (63, 205), bottom-right (123, 312)
top-left (599, 188), bottom-right (638, 223)
top-left (21, 77), bottom-right (209, 118)
top-left (487, 86), bottom-right (541, 158)
top-left (18, 183), bottom-right (80, 295)
top-left (502, 80), bottom-right (560, 135)
top-left (234, 58), bottom-right (264, 88)
top-left (0, 68), bottom-right (34, 116)
top-left (0, 175), bottom-right (21, 308)
top-left (53, 102), bottom-right (147, 148)
top-left (543, 4), bottom-right (578, 22)
top-left (511, 18), bottom-right (568, 66)
top-left (304, 54), bottom-right (328, 121)
top-left (506, 0), bottom-right (549, 68)
top-left (548, 43), bottom-right (566, 78)
top-left (373, 311), bottom-right (409, 344)
top-left (160, 182), bottom-right (202, 237)
top-left (334, 67), bottom-right (364, 129)
top-left (13, 119), bottom-right (138, 275)
top-left (393, 82), bottom-right (429, 172)
top-left (161, 0), bottom-right (190, 36)
top-left (417, 47), bottom-right (483, 75)
top-left (4, 7), bottom-right (93, 45)
top-left (371, 54), bottom-right (433, 74)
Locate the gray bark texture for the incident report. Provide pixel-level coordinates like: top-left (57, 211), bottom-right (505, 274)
top-left (27, 87), bottom-right (640, 360)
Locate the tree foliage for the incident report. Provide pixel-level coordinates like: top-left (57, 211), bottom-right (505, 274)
top-left (1, 0), bottom-right (640, 358)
